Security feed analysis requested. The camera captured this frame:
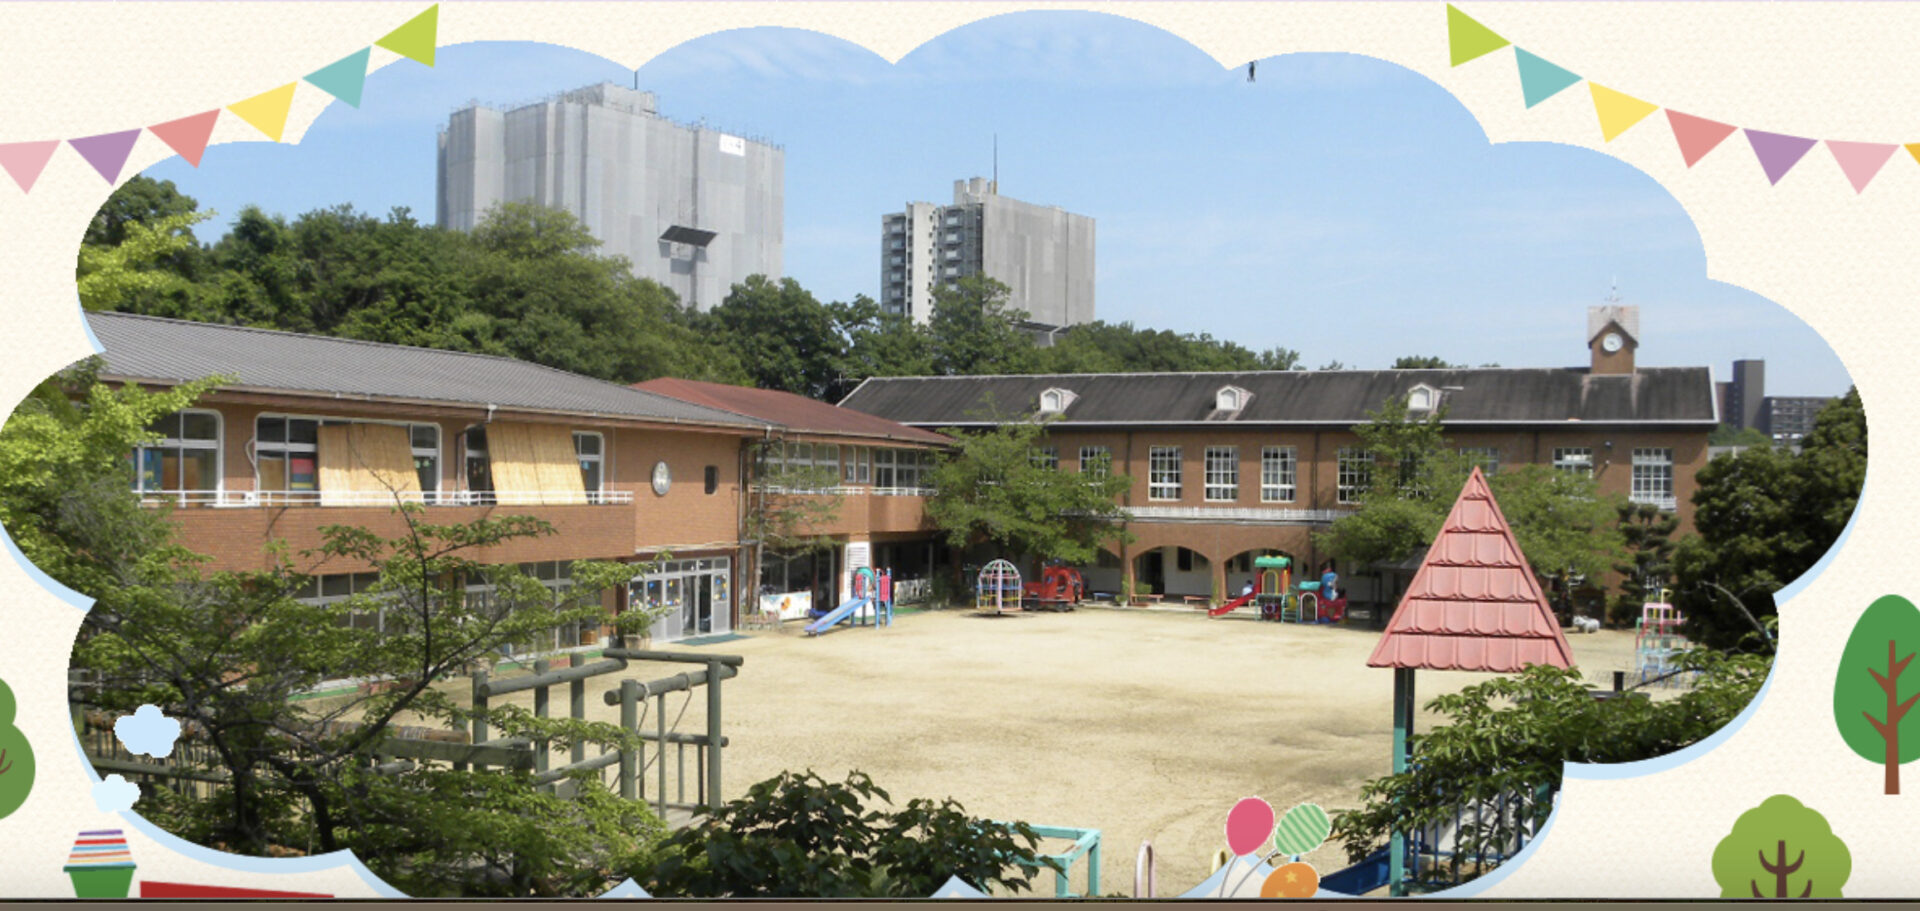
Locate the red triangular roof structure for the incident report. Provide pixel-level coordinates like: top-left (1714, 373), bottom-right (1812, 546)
top-left (1366, 467), bottom-right (1575, 673)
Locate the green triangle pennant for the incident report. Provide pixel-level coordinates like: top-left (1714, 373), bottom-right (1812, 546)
top-left (376, 4), bottom-right (438, 67)
top-left (305, 47), bottom-right (371, 107)
top-left (1447, 5), bottom-right (1510, 67)
top-left (1515, 47), bottom-right (1581, 108)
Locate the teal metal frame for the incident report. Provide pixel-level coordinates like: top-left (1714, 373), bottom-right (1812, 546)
top-left (1004, 823), bottom-right (1102, 898)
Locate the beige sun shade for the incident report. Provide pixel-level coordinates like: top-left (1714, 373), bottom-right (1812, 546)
top-left (316, 423), bottom-right (422, 506)
top-left (486, 422), bottom-right (587, 505)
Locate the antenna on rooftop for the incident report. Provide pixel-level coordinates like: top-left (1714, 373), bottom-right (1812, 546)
top-left (1605, 276), bottom-right (1621, 305)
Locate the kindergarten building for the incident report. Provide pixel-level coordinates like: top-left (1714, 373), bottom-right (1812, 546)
top-left (838, 305), bottom-right (1717, 619)
top-left (88, 311), bottom-right (946, 649)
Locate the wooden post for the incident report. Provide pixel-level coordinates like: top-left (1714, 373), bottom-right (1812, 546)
top-left (570, 676), bottom-right (587, 766)
top-left (656, 691), bottom-right (669, 816)
top-left (618, 679), bottom-right (638, 800)
top-left (469, 670), bottom-right (489, 771)
top-left (532, 659), bottom-right (550, 783)
top-left (707, 657), bottom-right (724, 810)
top-left (1389, 667), bottom-right (1416, 896)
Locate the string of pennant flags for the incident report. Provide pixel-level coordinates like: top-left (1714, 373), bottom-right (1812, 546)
top-left (1448, 4), bottom-right (1911, 193)
top-left (0, 5), bottom-right (437, 194)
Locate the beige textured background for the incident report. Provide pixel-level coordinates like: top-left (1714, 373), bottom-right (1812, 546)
top-left (0, 1), bottom-right (1903, 898)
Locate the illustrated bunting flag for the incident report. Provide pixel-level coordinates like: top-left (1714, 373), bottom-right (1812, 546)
top-left (148, 110), bottom-right (219, 167)
top-left (68, 129), bottom-right (143, 184)
top-left (1666, 110), bottom-right (1737, 168)
top-left (227, 83), bottom-right (298, 142)
top-left (1826, 141), bottom-right (1898, 194)
top-left (305, 48), bottom-right (372, 108)
top-left (0, 140), bottom-right (60, 192)
top-left (1514, 48), bottom-right (1581, 108)
top-left (1588, 83), bottom-right (1658, 142)
top-left (1446, 5), bottom-right (1509, 67)
top-left (1745, 129), bottom-right (1819, 185)
top-left (376, 5), bottom-right (439, 67)
top-left (1905, 143), bottom-right (1920, 167)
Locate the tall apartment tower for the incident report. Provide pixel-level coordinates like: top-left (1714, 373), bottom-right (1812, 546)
top-left (880, 177), bottom-right (1095, 332)
top-left (437, 83), bottom-right (783, 310)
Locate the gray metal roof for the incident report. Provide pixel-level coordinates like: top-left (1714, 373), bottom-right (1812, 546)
top-left (86, 311), bottom-right (771, 430)
top-left (838, 367), bottom-right (1718, 427)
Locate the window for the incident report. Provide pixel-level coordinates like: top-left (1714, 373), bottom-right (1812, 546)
top-left (132, 410), bottom-right (220, 504)
top-left (1553, 447), bottom-right (1595, 477)
top-left (1337, 447), bottom-right (1373, 505)
top-left (464, 426), bottom-right (493, 503)
top-left (873, 448), bottom-right (896, 489)
top-left (1033, 447), bottom-right (1059, 470)
top-left (1214, 386), bottom-right (1249, 413)
top-left (1038, 387), bottom-right (1075, 414)
top-left (574, 431), bottom-right (604, 497)
top-left (1631, 448), bottom-right (1675, 508)
top-left (1149, 446), bottom-right (1182, 501)
top-left (705, 465), bottom-right (719, 495)
top-left (1260, 446), bottom-right (1296, 503)
top-left (842, 446), bottom-right (864, 484)
top-left (1204, 446), bottom-right (1238, 501)
top-left (1460, 446), bottom-right (1500, 476)
top-left (1407, 384), bottom-right (1438, 413)
top-left (257, 415), bottom-right (439, 504)
top-left (816, 444), bottom-right (840, 479)
top-left (1079, 446), bottom-right (1112, 479)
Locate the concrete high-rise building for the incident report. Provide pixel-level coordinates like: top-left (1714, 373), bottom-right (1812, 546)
top-left (880, 178), bottom-right (1095, 332)
top-left (1724, 359), bottom-right (1765, 430)
top-left (437, 83), bottom-right (783, 311)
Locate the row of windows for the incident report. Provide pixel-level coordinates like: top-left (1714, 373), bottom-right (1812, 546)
top-left (758, 442), bottom-right (938, 490)
top-left (131, 411), bottom-right (621, 503)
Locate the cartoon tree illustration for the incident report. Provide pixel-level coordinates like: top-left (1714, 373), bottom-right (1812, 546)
top-left (1833, 594), bottom-right (1920, 794)
top-left (1711, 795), bottom-right (1850, 898)
top-left (0, 678), bottom-right (34, 820)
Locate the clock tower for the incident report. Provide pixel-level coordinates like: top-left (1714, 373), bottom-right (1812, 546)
top-left (1588, 301), bottom-right (1639, 375)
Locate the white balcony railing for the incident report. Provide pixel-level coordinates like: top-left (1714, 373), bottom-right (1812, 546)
top-left (754, 485), bottom-right (935, 497)
top-left (137, 489), bottom-right (635, 508)
top-left (1126, 505), bottom-right (1354, 525)
top-left (1629, 494), bottom-right (1678, 512)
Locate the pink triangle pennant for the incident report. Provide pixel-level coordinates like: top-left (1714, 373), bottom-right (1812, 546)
top-left (1744, 129), bottom-right (1818, 186)
top-left (0, 140), bottom-right (60, 193)
top-left (67, 128), bottom-right (144, 184)
top-left (1826, 140), bottom-right (1898, 194)
top-left (149, 110), bottom-right (219, 168)
top-left (1665, 110), bottom-right (1736, 168)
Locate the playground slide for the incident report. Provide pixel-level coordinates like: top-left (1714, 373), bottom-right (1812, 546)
top-left (804, 595), bottom-right (870, 636)
top-left (1206, 591), bottom-right (1257, 618)
top-left (1319, 846), bottom-right (1391, 896)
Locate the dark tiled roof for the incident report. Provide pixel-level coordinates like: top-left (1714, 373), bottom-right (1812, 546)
top-left (86, 311), bottom-right (770, 430)
top-left (633, 378), bottom-right (952, 446)
top-left (1367, 468), bottom-right (1574, 673)
top-left (838, 367), bottom-right (1717, 427)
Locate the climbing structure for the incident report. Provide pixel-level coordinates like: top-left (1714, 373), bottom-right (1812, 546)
top-left (1634, 602), bottom-right (1691, 687)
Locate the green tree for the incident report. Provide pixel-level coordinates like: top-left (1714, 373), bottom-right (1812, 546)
top-left (1833, 594), bottom-right (1920, 794)
top-left (1391, 355), bottom-right (1458, 369)
top-left (77, 208), bottom-right (212, 313)
top-left (0, 678), bottom-right (33, 821)
top-left (1708, 423), bottom-right (1771, 448)
top-left (1711, 795), bottom-right (1850, 898)
top-left (638, 770), bottom-right (1047, 897)
top-left (1609, 501), bottom-right (1679, 627)
top-left (925, 418), bottom-right (1131, 566)
top-left (84, 175), bottom-right (205, 249)
top-left (926, 275), bottom-right (1035, 376)
top-left (1674, 389), bottom-right (1865, 649)
top-left (835, 298), bottom-right (934, 400)
top-left (1333, 650), bottom-right (1770, 878)
top-left (1491, 465), bottom-right (1625, 608)
top-left (709, 275), bottom-right (849, 399)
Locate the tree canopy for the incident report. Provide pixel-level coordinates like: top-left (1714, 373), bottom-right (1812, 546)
top-left (924, 418), bottom-right (1131, 567)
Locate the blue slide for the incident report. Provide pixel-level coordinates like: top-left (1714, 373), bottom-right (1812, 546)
top-left (804, 595), bottom-right (871, 636)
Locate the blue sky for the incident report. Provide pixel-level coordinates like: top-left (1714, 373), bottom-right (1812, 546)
top-left (142, 11), bottom-right (1850, 397)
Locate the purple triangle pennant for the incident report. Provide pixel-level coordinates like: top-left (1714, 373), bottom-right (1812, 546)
top-left (68, 128), bottom-right (144, 184)
top-left (1743, 129), bottom-right (1818, 186)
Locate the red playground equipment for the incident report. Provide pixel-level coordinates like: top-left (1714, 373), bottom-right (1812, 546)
top-left (1023, 565), bottom-right (1085, 610)
top-left (1206, 555), bottom-right (1348, 623)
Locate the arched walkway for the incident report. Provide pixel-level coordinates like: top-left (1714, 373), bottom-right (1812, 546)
top-left (1131, 546), bottom-right (1213, 599)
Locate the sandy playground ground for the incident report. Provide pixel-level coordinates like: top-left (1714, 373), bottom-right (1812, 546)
top-left (455, 606), bottom-right (1643, 895)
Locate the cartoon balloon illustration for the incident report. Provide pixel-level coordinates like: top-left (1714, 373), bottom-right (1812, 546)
top-left (1272, 803), bottom-right (1332, 857)
top-left (1261, 861), bottom-right (1320, 898)
top-left (1225, 797), bottom-right (1275, 856)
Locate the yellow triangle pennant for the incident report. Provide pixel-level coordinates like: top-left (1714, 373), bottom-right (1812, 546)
top-left (1907, 143), bottom-right (1920, 166)
top-left (228, 83), bottom-right (298, 142)
top-left (1588, 83), bottom-right (1659, 142)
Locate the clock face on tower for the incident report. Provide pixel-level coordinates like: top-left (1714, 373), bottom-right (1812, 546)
top-left (651, 461), bottom-right (672, 496)
top-left (1601, 332), bottom-right (1624, 353)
